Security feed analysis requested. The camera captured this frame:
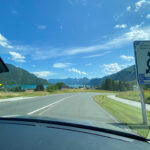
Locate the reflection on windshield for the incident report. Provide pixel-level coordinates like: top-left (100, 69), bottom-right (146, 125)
top-left (0, 0), bottom-right (150, 139)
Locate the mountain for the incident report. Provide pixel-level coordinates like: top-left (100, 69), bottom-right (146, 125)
top-left (108, 65), bottom-right (136, 81)
top-left (0, 64), bottom-right (48, 85)
top-left (48, 65), bottom-right (136, 87)
top-left (88, 65), bottom-right (136, 86)
top-left (48, 77), bottom-right (90, 85)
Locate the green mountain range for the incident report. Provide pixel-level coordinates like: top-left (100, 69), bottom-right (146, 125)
top-left (0, 64), bottom-right (48, 85)
top-left (49, 65), bottom-right (136, 86)
top-left (88, 65), bottom-right (136, 86)
top-left (0, 64), bottom-right (136, 86)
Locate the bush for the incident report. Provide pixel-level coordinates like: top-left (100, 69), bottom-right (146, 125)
top-left (35, 84), bottom-right (44, 91)
top-left (10, 86), bottom-right (24, 92)
top-left (56, 82), bottom-right (68, 90)
top-left (47, 84), bottom-right (58, 92)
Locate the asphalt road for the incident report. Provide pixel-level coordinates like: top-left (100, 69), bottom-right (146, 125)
top-left (108, 95), bottom-right (150, 111)
top-left (0, 92), bottom-right (131, 132)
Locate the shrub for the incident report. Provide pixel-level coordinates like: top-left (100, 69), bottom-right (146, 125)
top-left (10, 86), bottom-right (24, 92)
top-left (35, 84), bottom-right (44, 91)
top-left (47, 84), bottom-right (58, 92)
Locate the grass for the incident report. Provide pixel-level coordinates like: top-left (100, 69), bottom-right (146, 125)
top-left (0, 89), bottom-right (116, 99)
top-left (0, 91), bottom-right (51, 99)
top-left (116, 90), bottom-right (150, 104)
top-left (94, 95), bottom-right (150, 138)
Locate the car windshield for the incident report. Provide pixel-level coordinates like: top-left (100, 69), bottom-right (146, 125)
top-left (0, 0), bottom-right (150, 140)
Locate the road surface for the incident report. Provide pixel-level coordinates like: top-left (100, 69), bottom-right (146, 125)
top-left (108, 95), bottom-right (150, 111)
top-left (0, 92), bottom-right (131, 132)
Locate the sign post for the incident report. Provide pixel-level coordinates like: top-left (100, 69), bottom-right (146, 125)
top-left (139, 85), bottom-right (148, 125)
top-left (134, 41), bottom-right (150, 125)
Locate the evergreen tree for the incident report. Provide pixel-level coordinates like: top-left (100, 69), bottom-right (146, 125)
top-left (35, 84), bottom-right (44, 91)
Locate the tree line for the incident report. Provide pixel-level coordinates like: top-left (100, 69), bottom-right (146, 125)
top-left (0, 82), bottom-right (68, 92)
top-left (97, 78), bottom-right (133, 91)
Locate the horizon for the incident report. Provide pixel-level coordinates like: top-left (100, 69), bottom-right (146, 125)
top-left (1, 0), bottom-right (149, 79)
top-left (6, 62), bottom-right (134, 80)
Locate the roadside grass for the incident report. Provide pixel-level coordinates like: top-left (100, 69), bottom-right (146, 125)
top-left (0, 91), bottom-right (51, 99)
top-left (0, 89), bottom-right (116, 99)
top-left (94, 95), bottom-right (150, 138)
top-left (116, 90), bottom-right (150, 104)
top-left (58, 89), bottom-right (118, 93)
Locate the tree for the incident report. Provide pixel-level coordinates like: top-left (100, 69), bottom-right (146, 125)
top-left (10, 86), bottom-right (24, 92)
top-left (100, 79), bottom-right (134, 91)
top-left (119, 81), bottom-right (124, 91)
top-left (56, 82), bottom-right (68, 90)
top-left (35, 84), bottom-right (44, 91)
top-left (47, 84), bottom-right (58, 92)
top-left (102, 78), bottom-right (112, 90)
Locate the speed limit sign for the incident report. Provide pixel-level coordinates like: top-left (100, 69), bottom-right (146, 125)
top-left (134, 41), bottom-right (150, 85)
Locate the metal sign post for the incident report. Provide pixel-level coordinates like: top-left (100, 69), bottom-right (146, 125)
top-left (139, 85), bottom-right (148, 125)
top-left (134, 41), bottom-right (150, 125)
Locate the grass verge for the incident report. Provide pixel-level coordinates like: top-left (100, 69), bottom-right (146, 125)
top-left (94, 95), bottom-right (150, 138)
top-left (0, 89), bottom-right (116, 99)
top-left (116, 90), bottom-right (150, 104)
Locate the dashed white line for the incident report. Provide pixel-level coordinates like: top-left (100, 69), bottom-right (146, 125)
top-left (27, 95), bottom-right (77, 115)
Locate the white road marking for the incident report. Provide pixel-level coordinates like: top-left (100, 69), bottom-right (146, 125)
top-left (1, 115), bottom-right (20, 117)
top-left (0, 97), bottom-right (33, 103)
top-left (38, 107), bottom-right (53, 115)
top-left (27, 95), bottom-right (76, 115)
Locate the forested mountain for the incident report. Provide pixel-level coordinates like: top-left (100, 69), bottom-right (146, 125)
top-left (88, 65), bottom-right (136, 86)
top-left (0, 64), bottom-right (48, 85)
top-left (0, 64), bottom-right (136, 86)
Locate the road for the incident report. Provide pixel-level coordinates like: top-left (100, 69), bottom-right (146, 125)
top-left (108, 95), bottom-right (150, 111)
top-left (0, 92), bottom-right (131, 132)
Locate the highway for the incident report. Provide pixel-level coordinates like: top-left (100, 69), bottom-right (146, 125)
top-left (0, 92), bottom-right (131, 132)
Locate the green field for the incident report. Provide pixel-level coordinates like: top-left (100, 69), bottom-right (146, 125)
top-left (94, 95), bottom-right (150, 138)
top-left (116, 90), bottom-right (150, 104)
top-left (0, 89), bottom-right (116, 99)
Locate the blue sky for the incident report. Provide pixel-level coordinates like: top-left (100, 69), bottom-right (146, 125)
top-left (0, 0), bottom-right (150, 79)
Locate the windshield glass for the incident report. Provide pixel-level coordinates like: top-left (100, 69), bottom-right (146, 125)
top-left (0, 0), bottom-right (150, 140)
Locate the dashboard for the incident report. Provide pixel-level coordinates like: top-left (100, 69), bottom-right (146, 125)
top-left (0, 118), bottom-right (149, 150)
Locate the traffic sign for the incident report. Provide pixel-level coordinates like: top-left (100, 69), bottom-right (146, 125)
top-left (134, 41), bottom-right (150, 85)
top-left (134, 41), bottom-right (149, 125)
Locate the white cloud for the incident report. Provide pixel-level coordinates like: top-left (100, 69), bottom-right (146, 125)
top-left (32, 71), bottom-right (52, 77)
top-left (120, 63), bottom-right (135, 68)
top-left (9, 51), bottom-right (26, 62)
top-left (120, 55), bottom-right (134, 61)
top-left (64, 23), bottom-right (149, 56)
top-left (115, 24), bottom-right (127, 29)
top-left (0, 33), bottom-right (13, 49)
top-left (53, 63), bottom-right (72, 68)
top-left (146, 14), bottom-right (150, 19)
top-left (135, 0), bottom-right (150, 11)
top-left (124, 23), bottom-right (149, 41)
top-left (103, 62), bottom-right (135, 75)
top-left (83, 51), bottom-right (111, 58)
top-left (103, 63), bottom-right (121, 75)
top-left (126, 6), bottom-right (131, 11)
top-left (3, 23), bottom-right (150, 61)
top-left (37, 25), bottom-right (47, 30)
top-left (68, 68), bottom-right (87, 75)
